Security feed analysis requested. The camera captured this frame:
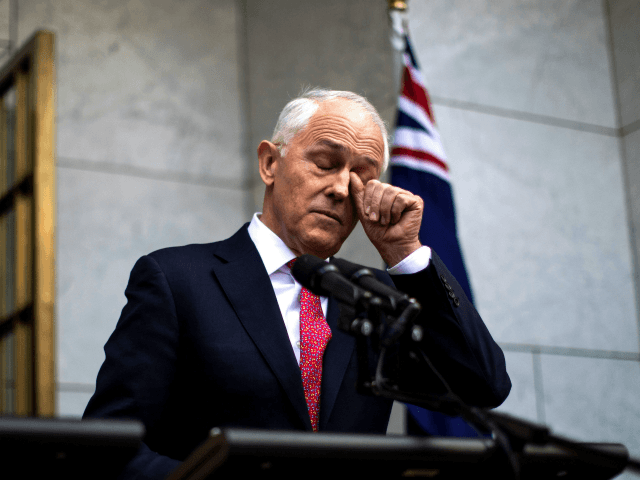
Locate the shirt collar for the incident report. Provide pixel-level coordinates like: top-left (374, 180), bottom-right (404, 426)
top-left (247, 213), bottom-right (297, 275)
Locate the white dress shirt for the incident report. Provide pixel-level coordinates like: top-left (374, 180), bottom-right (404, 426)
top-left (247, 213), bottom-right (431, 365)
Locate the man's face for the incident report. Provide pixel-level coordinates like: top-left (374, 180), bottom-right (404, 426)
top-left (260, 98), bottom-right (385, 259)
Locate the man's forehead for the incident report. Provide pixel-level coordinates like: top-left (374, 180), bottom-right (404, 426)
top-left (301, 99), bottom-right (383, 150)
top-left (313, 97), bottom-right (372, 122)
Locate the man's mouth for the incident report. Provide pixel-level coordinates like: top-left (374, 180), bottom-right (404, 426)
top-left (312, 210), bottom-right (342, 224)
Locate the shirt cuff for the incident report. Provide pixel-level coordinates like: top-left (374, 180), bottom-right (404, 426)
top-left (387, 246), bottom-right (432, 275)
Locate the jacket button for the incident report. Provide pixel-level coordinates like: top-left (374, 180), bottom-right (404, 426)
top-left (453, 297), bottom-right (460, 307)
top-left (448, 291), bottom-right (456, 299)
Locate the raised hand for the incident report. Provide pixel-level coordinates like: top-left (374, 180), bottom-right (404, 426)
top-left (349, 172), bottom-right (424, 267)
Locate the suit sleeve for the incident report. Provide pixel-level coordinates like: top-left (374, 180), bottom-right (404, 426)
top-left (83, 255), bottom-right (182, 479)
top-left (389, 250), bottom-right (511, 408)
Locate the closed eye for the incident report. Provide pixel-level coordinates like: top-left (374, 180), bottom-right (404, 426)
top-left (312, 156), bottom-right (336, 171)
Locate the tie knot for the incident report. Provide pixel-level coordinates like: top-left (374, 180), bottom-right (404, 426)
top-left (286, 258), bottom-right (297, 270)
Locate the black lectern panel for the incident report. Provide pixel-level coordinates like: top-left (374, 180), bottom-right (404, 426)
top-left (168, 428), bottom-right (628, 480)
top-left (0, 416), bottom-right (143, 479)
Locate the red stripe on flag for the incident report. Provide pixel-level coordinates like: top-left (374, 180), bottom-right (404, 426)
top-left (391, 147), bottom-right (449, 172)
top-left (402, 67), bottom-right (435, 124)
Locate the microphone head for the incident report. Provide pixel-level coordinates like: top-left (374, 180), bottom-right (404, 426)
top-left (290, 254), bottom-right (339, 296)
top-left (330, 257), bottom-right (375, 281)
top-left (331, 256), bottom-right (412, 313)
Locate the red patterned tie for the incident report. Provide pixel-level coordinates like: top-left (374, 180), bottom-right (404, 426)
top-left (287, 259), bottom-right (332, 431)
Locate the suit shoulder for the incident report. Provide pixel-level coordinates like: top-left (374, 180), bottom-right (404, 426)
top-left (138, 224), bottom-right (252, 276)
top-left (145, 224), bottom-right (250, 265)
top-left (147, 242), bottom-right (219, 263)
top-left (123, 243), bottom-right (221, 285)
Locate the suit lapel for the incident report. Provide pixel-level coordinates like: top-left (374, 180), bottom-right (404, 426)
top-left (210, 226), bottom-right (312, 430)
top-left (319, 296), bottom-right (356, 429)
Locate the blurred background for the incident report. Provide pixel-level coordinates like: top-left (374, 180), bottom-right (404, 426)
top-left (0, 0), bottom-right (638, 475)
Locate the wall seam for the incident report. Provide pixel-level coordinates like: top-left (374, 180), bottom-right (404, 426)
top-left (622, 119), bottom-right (640, 136)
top-left (500, 342), bottom-right (640, 361)
top-left (532, 351), bottom-right (546, 424)
top-left (431, 96), bottom-right (620, 137)
top-left (602, 0), bottom-right (640, 354)
top-left (236, 0), bottom-right (256, 221)
top-left (57, 382), bottom-right (95, 393)
top-left (56, 156), bottom-right (248, 191)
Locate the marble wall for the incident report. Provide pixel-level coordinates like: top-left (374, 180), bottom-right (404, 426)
top-left (15, 0), bottom-right (250, 414)
top-left (406, 0), bottom-right (640, 474)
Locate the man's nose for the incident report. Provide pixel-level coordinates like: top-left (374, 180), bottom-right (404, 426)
top-left (327, 169), bottom-right (350, 199)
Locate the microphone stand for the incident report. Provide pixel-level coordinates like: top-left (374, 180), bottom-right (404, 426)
top-left (336, 298), bottom-right (640, 480)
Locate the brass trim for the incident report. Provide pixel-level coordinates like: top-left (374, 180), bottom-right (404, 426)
top-left (388, 0), bottom-right (408, 11)
top-left (0, 96), bottom-right (5, 196)
top-left (14, 320), bottom-right (33, 415)
top-left (0, 94), bottom-right (10, 413)
top-left (14, 72), bottom-right (30, 313)
top-left (14, 69), bottom-right (32, 414)
top-left (0, 30), bottom-right (56, 416)
top-left (31, 31), bottom-right (56, 417)
top-left (0, 213), bottom-right (5, 411)
top-left (0, 96), bottom-right (6, 323)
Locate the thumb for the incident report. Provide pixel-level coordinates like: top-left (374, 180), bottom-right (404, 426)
top-left (349, 172), bottom-right (366, 219)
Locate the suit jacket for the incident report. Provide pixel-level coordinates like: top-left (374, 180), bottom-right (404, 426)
top-left (84, 224), bottom-right (510, 479)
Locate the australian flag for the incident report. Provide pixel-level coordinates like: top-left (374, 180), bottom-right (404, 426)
top-left (390, 36), bottom-right (479, 437)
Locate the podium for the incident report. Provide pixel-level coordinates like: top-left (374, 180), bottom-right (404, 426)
top-left (168, 428), bottom-right (629, 480)
top-left (0, 416), bottom-right (143, 479)
top-left (0, 419), bottom-right (630, 478)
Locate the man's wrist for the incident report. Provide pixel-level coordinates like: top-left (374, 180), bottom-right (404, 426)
top-left (387, 245), bottom-right (432, 274)
top-left (380, 241), bottom-right (424, 269)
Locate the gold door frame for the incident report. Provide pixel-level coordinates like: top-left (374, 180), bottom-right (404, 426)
top-left (0, 30), bottom-right (56, 416)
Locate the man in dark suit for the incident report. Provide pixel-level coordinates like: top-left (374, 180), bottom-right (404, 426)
top-left (84, 89), bottom-right (510, 479)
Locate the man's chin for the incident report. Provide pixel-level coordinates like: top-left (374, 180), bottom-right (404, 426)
top-left (298, 234), bottom-right (345, 260)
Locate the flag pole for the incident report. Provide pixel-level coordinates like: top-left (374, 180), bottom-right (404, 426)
top-left (387, 0), bottom-right (408, 11)
top-left (387, 1), bottom-right (409, 98)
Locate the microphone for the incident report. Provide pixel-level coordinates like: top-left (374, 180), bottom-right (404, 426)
top-left (329, 257), bottom-right (411, 313)
top-left (290, 254), bottom-right (377, 308)
top-left (330, 257), bottom-right (422, 346)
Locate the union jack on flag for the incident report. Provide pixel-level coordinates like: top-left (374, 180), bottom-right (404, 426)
top-left (390, 38), bottom-right (449, 181)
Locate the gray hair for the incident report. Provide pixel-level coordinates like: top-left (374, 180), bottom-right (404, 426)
top-left (271, 88), bottom-right (390, 172)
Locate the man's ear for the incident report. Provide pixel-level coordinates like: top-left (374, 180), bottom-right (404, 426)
top-left (258, 140), bottom-right (280, 187)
